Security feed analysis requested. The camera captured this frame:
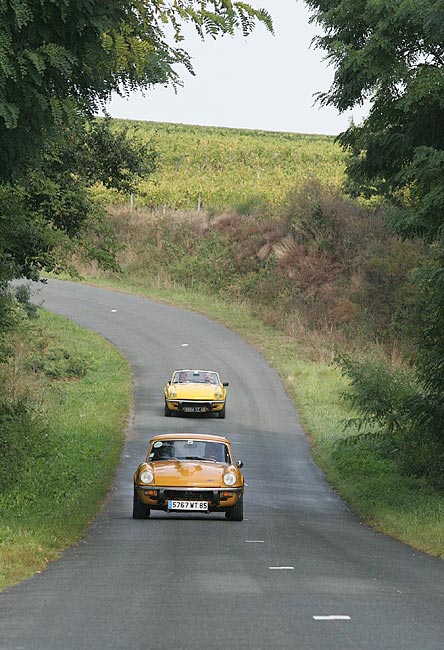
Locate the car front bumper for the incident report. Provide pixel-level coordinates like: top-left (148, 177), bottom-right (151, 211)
top-left (165, 399), bottom-right (225, 413)
top-left (135, 485), bottom-right (242, 511)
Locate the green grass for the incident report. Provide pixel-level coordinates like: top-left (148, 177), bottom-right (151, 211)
top-left (0, 310), bottom-right (131, 590)
top-left (64, 272), bottom-right (444, 558)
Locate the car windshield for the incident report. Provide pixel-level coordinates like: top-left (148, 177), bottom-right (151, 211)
top-left (172, 371), bottom-right (218, 384)
top-left (148, 440), bottom-right (231, 463)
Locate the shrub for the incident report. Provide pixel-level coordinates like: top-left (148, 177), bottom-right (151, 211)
top-left (14, 284), bottom-right (39, 320)
top-left (336, 353), bottom-right (419, 435)
top-left (335, 353), bottom-right (444, 490)
top-left (27, 343), bottom-right (90, 379)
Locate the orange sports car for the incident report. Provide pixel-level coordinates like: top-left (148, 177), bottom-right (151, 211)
top-left (133, 433), bottom-right (244, 520)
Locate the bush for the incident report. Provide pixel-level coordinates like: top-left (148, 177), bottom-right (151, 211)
top-left (233, 193), bottom-right (270, 218)
top-left (27, 343), bottom-right (90, 379)
top-left (336, 353), bottom-right (419, 435)
top-left (335, 353), bottom-right (444, 490)
top-left (14, 283), bottom-right (39, 320)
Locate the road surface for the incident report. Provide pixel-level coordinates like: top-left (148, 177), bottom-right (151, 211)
top-left (1, 279), bottom-right (444, 650)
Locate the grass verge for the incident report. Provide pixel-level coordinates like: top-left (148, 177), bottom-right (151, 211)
top-left (61, 271), bottom-right (444, 558)
top-left (0, 310), bottom-right (131, 590)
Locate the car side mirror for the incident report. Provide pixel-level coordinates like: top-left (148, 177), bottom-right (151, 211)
top-left (236, 460), bottom-right (244, 469)
top-left (168, 380), bottom-right (171, 385)
top-left (223, 382), bottom-right (229, 387)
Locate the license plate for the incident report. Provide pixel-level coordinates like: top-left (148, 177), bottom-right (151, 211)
top-left (168, 500), bottom-right (208, 511)
top-left (183, 406), bottom-right (208, 412)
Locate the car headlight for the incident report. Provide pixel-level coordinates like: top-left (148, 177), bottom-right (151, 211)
top-left (214, 389), bottom-right (223, 398)
top-left (169, 389), bottom-right (177, 398)
top-left (223, 472), bottom-right (237, 486)
top-left (140, 470), bottom-right (154, 484)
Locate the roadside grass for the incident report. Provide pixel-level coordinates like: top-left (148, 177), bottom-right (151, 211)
top-left (61, 271), bottom-right (444, 558)
top-left (0, 310), bottom-right (131, 590)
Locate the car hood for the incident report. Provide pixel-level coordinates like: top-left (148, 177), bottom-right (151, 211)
top-left (151, 460), bottom-right (228, 486)
top-left (169, 384), bottom-right (223, 399)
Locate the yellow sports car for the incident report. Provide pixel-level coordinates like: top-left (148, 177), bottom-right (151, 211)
top-left (133, 433), bottom-right (244, 520)
top-left (164, 369), bottom-right (229, 418)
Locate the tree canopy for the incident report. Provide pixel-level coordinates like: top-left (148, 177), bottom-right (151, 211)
top-left (306, 0), bottom-right (444, 237)
top-left (0, 1), bottom-right (272, 180)
top-left (0, 0), bottom-right (272, 327)
top-left (305, 0), bottom-right (444, 442)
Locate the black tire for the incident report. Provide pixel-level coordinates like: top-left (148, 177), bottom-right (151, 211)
top-left (133, 489), bottom-right (150, 519)
top-left (164, 402), bottom-right (172, 417)
top-left (218, 404), bottom-right (226, 419)
top-left (226, 495), bottom-right (243, 521)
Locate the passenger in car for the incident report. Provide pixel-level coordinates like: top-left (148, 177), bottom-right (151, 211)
top-left (152, 442), bottom-right (176, 460)
top-left (205, 442), bottom-right (224, 462)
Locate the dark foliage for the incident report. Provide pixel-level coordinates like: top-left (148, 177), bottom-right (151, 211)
top-left (305, 0), bottom-right (444, 463)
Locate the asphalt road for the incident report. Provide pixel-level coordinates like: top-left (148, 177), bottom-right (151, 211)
top-left (1, 279), bottom-right (444, 650)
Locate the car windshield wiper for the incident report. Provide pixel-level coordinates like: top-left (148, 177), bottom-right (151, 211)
top-left (184, 456), bottom-right (208, 460)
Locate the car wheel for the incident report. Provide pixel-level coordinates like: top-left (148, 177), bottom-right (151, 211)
top-left (218, 404), bottom-right (226, 419)
top-left (164, 402), bottom-right (172, 417)
top-left (226, 496), bottom-right (243, 521)
top-left (133, 489), bottom-right (150, 519)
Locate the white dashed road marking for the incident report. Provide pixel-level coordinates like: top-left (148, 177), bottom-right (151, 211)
top-left (313, 616), bottom-right (351, 621)
top-left (269, 566), bottom-right (294, 570)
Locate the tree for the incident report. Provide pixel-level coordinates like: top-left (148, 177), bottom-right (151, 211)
top-left (0, 0), bottom-right (272, 282)
top-left (0, 118), bottom-right (157, 285)
top-left (79, 118), bottom-right (157, 194)
top-left (304, 0), bottom-right (444, 446)
top-left (0, 1), bottom-right (273, 180)
top-left (305, 0), bottom-right (444, 233)
top-left (0, 0), bottom-right (272, 327)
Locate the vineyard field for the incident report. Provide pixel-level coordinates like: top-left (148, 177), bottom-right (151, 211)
top-left (105, 120), bottom-right (346, 213)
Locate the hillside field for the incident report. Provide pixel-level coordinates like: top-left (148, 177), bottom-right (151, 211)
top-left (104, 120), bottom-right (346, 212)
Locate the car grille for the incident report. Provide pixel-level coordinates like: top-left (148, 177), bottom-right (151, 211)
top-left (163, 489), bottom-right (216, 501)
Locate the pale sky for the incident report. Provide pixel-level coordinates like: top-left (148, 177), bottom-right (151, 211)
top-left (106, 0), bottom-right (368, 136)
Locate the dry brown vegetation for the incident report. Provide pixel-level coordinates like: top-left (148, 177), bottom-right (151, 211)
top-left (79, 182), bottom-right (426, 360)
